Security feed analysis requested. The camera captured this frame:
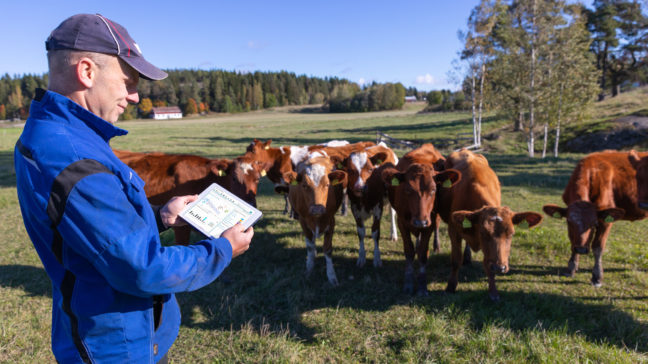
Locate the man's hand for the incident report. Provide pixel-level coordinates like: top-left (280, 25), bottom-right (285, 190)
top-left (160, 195), bottom-right (198, 228)
top-left (221, 223), bottom-right (254, 258)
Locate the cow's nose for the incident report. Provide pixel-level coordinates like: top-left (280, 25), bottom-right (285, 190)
top-left (491, 264), bottom-right (507, 274)
top-left (309, 204), bottom-right (326, 216)
top-left (412, 219), bottom-right (429, 228)
top-left (574, 246), bottom-right (589, 254)
top-left (352, 185), bottom-right (367, 195)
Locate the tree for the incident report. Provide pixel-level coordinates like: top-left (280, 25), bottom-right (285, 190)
top-left (0, 104), bottom-right (5, 120)
top-left (426, 90), bottom-right (443, 105)
top-left (7, 84), bottom-right (23, 120)
top-left (138, 98), bottom-right (153, 117)
top-left (184, 98), bottom-right (198, 115)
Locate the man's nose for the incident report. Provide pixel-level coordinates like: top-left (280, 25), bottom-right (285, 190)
top-left (127, 91), bottom-right (140, 104)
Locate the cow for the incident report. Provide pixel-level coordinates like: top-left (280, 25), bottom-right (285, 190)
top-left (543, 150), bottom-right (646, 287)
top-left (629, 150), bottom-right (648, 210)
top-left (437, 149), bottom-right (543, 301)
top-left (283, 151), bottom-right (348, 286)
top-left (381, 144), bottom-right (461, 295)
top-left (114, 149), bottom-right (264, 244)
top-left (344, 142), bottom-right (399, 268)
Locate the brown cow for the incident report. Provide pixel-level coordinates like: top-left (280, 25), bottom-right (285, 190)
top-left (284, 151), bottom-right (348, 286)
top-left (437, 149), bottom-right (543, 301)
top-left (381, 144), bottom-right (461, 295)
top-left (543, 150), bottom-right (645, 286)
top-left (114, 149), bottom-right (263, 244)
top-left (344, 142), bottom-right (399, 267)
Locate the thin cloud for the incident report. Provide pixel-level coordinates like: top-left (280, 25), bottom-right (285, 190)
top-left (246, 40), bottom-right (267, 50)
top-left (415, 73), bottom-right (438, 85)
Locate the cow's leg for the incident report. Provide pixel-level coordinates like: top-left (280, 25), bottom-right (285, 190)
top-left (484, 260), bottom-right (500, 302)
top-left (340, 194), bottom-right (349, 216)
top-left (432, 213), bottom-right (441, 254)
top-left (354, 208), bottom-right (367, 267)
top-left (399, 219), bottom-right (416, 294)
top-left (299, 220), bottom-right (316, 275)
top-left (446, 227), bottom-right (463, 294)
top-left (463, 245), bottom-right (472, 265)
top-left (283, 193), bottom-right (290, 215)
top-left (415, 228), bottom-right (433, 296)
top-left (370, 204), bottom-right (383, 267)
top-left (389, 205), bottom-right (398, 241)
top-left (173, 226), bottom-right (192, 245)
top-left (323, 222), bottom-right (339, 286)
top-left (591, 223), bottom-right (613, 287)
top-left (563, 251), bottom-right (580, 277)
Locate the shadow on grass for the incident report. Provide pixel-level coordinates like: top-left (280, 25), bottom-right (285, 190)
top-left (0, 150), bottom-right (17, 188)
top-left (0, 264), bottom-right (52, 297)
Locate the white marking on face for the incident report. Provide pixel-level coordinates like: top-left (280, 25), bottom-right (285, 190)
top-left (290, 146), bottom-right (309, 166)
top-left (305, 163), bottom-right (326, 187)
top-left (490, 215), bottom-right (503, 222)
top-left (351, 152), bottom-right (368, 190)
top-left (240, 162), bottom-right (253, 175)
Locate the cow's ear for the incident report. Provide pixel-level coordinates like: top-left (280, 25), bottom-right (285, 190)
top-left (435, 168), bottom-right (461, 188)
top-left (433, 158), bottom-right (446, 171)
top-left (329, 170), bottom-right (348, 188)
top-left (370, 152), bottom-right (388, 167)
top-left (330, 156), bottom-right (345, 170)
top-left (629, 150), bottom-right (641, 168)
top-left (283, 171), bottom-right (298, 185)
top-left (381, 167), bottom-right (403, 186)
top-left (597, 207), bottom-right (625, 223)
top-left (512, 212), bottom-right (543, 229)
top-left (263, 139), bottom-right (272, 150)
top-left (452, 210), bottom-right (478, 231)
top-left (210, 160), bottom-right (231, 177)
top-left (543, 204), bottom-right (567, 219)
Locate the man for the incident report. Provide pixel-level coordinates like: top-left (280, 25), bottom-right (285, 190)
top-left (14, 14), bottom-right (253, 363)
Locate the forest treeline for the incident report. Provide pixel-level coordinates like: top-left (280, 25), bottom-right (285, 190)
top-left (0, 69), bottom-right (413, 120)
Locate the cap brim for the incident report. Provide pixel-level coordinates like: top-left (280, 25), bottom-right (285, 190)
top-left (120, 55), bottom-right (168, 81)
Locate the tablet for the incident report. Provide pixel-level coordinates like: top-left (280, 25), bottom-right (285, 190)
top-left (179, 183), bottom-right (262, 238)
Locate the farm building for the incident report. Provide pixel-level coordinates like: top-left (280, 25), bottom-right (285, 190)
top-left (151, 106), bottom-right (183, 120)
top-left (404, 96), bottom-right (417, 103)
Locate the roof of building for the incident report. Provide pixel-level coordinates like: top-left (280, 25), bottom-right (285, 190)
top-left (151, 106), bottom-right (182, 114)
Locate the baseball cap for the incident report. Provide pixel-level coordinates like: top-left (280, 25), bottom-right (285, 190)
top-left (45, 14), bottom-right (167, 81)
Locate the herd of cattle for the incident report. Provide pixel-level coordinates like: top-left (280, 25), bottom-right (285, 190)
top-left (113, 141), bottom-right (648, 301)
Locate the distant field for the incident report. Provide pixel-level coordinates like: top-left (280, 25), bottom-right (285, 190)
top-left (1, 101), bottom-right (647, 363)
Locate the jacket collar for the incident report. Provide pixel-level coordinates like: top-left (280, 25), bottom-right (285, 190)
top-left (32, 88), bottom-right (128, 141)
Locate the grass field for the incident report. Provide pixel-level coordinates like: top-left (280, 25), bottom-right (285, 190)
top-left (0, 99), bottom-right (647, 363)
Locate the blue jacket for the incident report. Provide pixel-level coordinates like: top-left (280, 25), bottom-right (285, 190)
top-left (14, 89), bottom-right (233, 363)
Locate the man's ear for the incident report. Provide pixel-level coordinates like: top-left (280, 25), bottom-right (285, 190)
top-left (328, 170), bottom-right (348, 188)
top-left (597, 207), bottom-right (625, 223)
top-left (512, 212), bottom-right (543, 229)
top-left (543, 204), bottom-right (567, 219)
top-left (452, 210), bottom-right (478, 231)
top-left (76, 57), bottom-right (98, 89)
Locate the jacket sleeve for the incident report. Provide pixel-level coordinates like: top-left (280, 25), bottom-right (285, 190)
top-left (56, 172), bottom-right (233, 297)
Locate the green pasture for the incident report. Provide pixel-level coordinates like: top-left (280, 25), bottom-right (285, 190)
top-left (0, 102), bottom-right (647, 363)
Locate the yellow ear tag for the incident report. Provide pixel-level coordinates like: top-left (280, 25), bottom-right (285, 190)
top-left (290, 180), bottom-right (298, 186)
top-left (391, 177), bottom-right (399, 186)
top-left (376, 159), bottom-right (382, 165)
top-left (337, 163), bottom-right (343, 169)
top-left (604, 215), bottom-right (614, 223)
top-left (462, 218), bottom-right (472, 228)
top-left (217, 170), bottom-right (226, 177)
top-left (519, 220), bottom-right (529, 229)
top-left (264, 146), bottom-right (270, 150)
top-left (552, 212), bottom-right (561, 218)
top-left (260, 170), bottom-right (267, 177)
top-left (332, 179), bottom-right (340, 185)
top-left (442, 179), bottom-right (452, 188)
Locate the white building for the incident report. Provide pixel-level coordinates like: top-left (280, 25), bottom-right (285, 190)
top-left (151, 106), bottom-right (183, 120)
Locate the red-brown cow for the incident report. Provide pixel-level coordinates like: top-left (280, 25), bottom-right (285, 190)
top-left (284, 151), bottom-right (348, 285)
top-left (344, 142), bottom-right (399, 267)
top-left (437, 149), bottom-right (543, 301)
top-left (114, 149), bottom-right (263, 244)
top-left (543, 150), bottom-right (645, 286)
top-left (381, 144), bottom-right (461, 295)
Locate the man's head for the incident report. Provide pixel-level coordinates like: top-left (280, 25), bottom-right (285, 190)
top-left (46, 14), bottom-right (167, 123)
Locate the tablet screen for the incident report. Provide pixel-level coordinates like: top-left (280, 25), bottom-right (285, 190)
top-left (179, 183), bottom-right (262, 238)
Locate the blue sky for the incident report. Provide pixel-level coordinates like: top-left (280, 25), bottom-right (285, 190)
top-left (0, 0), bottom-right (594, 91)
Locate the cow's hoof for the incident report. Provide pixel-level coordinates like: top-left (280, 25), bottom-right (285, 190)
top-left (328, 277), bottom-right (339, 287)
top-left (356, 257), bottom-right (366, 267)
top-left (403, 282), bottom-right (415, 295)
top-left (416, 288), bottom-right (429, 297)
top-left (373, 258), bottom-right (383, 268)
top-left (489, 292), bottom-right (501, 302)
top-left (433, 247), bottom-right (441, 254)
top-left (591, 278), bottom-right (602, 288)
top-left (445, 283), bottom-right (457, 294)
top-left (560, 270), bottom-right (575, 278)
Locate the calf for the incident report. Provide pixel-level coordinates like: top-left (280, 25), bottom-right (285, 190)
top-left (437, 149), bottom-right (543, 301)
top-left (381, 144), bottom-right (461, 295)
top-left (284, 152), bottom-right (348, 285)
top-left (543, 150), bottom-right (645, 286)
top-left (115, 149), bottom-right (263, 244)
top-left (344, 143), bottom-right (399, 267)
top-left (629, 150), bottom-right (648, 210)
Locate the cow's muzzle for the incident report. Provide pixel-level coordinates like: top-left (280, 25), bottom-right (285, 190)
top-left (309, 204), bottom-right (326, 216)
top-left (412, 219), bottom-right (429, 228)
